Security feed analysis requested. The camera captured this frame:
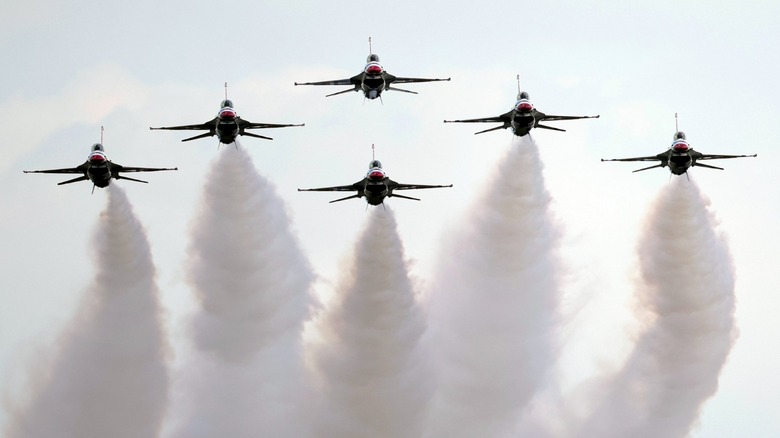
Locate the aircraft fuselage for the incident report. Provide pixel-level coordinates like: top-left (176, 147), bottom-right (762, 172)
top-left (87, 163), bottom-right (112, 187)
top-left (363, 180), bottom-right (390, 205)
top-left (667, 151), bottom-right (693, 175)
top-left (511, 111), bottom-right (536, 137)
top-left (216, 120), bottom-right (239, 144)
top-left (362, 76), bottom-right (386, 100)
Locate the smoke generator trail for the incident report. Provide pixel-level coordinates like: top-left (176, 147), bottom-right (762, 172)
top-left (6, 185), bottom-right (169, 438)
top-left (424, 136), bottom-right (562, 438)
top-left (308, 207), bottom-right (432, 438)
top-left (576, 178), bottom-right (737, 438)
top-left (171, 145), bottom-right (314, 438)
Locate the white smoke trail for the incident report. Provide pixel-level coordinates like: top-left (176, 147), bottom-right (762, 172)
top-left (170, 145), bottom-right (314, 438)
top-left (423, 136), bottom-right (562, 438)
top-left (575, 177), bottom-right (737, 438)
top-left (307, 207), bottom-right (432, 438)
top-left (5, 185), bottom-right (170, 438)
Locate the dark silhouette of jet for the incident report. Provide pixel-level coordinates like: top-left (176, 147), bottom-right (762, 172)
top-left (444, 75), bottom-right (599, 136)
top-left (602, 114), bottom-right (756, 175)
top-left (298, 145), bottom-right (452, 205)
top-left (294, 38), bottom-right (450, 100)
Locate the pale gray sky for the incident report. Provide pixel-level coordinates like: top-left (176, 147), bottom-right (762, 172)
top-left (1, 1), bottom-right (779, 436)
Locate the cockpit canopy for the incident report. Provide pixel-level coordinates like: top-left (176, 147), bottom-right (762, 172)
top-left (221, 99), bottom-right (234, 108)
top-left (518, 91), bottom-right (530, 100)
top-left (369, 159), bottom-right (382, 169)
top-left (366, 54), bottom-right (380, 63)
top-left (674, 131), bottom-right (686, 140)
top-left (91, 143), bottom-right (104, 152)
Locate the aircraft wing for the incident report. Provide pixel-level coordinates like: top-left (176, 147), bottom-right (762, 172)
top-left (696, 153), bottom-right (757, 160)
top-left (444, 110), bottom-right (512, 124)
top-left (297, 181), bottom-right (363, 192)
top-left (238, 118), bottom-right (305, 130)
top-left (112, 164), bottom-right (178, 173)
top-left (149, 117), bottom-right (218, 131)
top-left (390, 181), bottom-right (453, 191)
top-left (601, 152), bottom-right (666, 162)
top-left (23, 162), bottom-right (88, 174)
top-left (294, 73), bottom-right (362, 87)
top-left (386, 73), bottom-right (451, 84)
top-left (540, 114), bottom-right (600, 122)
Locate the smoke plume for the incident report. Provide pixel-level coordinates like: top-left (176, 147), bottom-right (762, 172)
top-left (423, 136), bottom-right (562, 438)
top-left (171, 145), bottom-right (314, 438)
top-left (307, 207), bottom-right (431, 438)
top-left (6, 185), bottom-right (170, 438)
top-left (575, 177), bottom-right (737, 438)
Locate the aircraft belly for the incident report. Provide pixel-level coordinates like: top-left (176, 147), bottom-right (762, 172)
top-left (364, 183), bottom-right (388, 201)
top-left (88, 169), bottom-right (111, 187)
top-left (218, 124), bottom-right (238, 142)
top-left (362, 77), bottom-right (385, 99)
top-left (512, 115), bottom-right (534, 136)
top-left (669, 155), bottom-right (691, 174)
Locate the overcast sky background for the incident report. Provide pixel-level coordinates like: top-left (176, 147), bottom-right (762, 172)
top-left (1, 1), bottom-right (779, 436)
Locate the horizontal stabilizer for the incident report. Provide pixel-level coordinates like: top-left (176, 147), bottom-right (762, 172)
top-left (326, 88), bottom-right (357, 98)
top-left (329, 194), bottom-right (362, 203)
top-left (57, 175), bottom-right (89, 185)
top-left (474, 125), bottom-right (508, 135)
top-left (117, 175), bottom-right (149, 184)
top-left (387, 86), bottom-right (418, 95)
top-left (536, 124), bottom-right (566, 132)
top-left (182, 132), bottom-right (214, 142)
top-left (242, 131), bottom-right (273, 141)
top-left (693, 162), bottom-right (724, 170)
top-left (632, 163), bottom-right (665, 173)
top-left (390, 193), bottom-right (421, 201)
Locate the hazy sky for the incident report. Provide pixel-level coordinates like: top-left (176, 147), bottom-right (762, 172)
top-left (1, 1), bottom-right (779, 436)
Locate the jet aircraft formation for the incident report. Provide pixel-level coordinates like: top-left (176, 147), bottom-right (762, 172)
top-left (24, 38), bottom-right (757, 198)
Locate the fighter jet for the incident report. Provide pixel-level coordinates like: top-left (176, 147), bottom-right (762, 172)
top-left (298, 145), bottom-right (452, 205)
top-left (294, 37), bottom-right (450, 100)
top-left (150, 83), bottom-right (304, 144)
top-left (24, 128), bottom-right (177, 192)
top-left (444, 75), bottom-right (599, 136)
top-left (602, 114), bottom-right (757, 175)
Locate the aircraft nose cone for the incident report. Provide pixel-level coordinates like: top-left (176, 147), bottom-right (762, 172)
top-left (89, 154), bottom-right (106, 163)
top-left (220, 109), bottom-right (236, 120)
top-left (366, 64), bottom-right (383, 75)
top-left (673, 142), bottom-right (690, 152)
top-left (517, 102), bottom-right (533, 112)
top-left (368, 170), bottom-right (384, 180)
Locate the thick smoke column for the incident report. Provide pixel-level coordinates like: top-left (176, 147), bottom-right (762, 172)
top-left (424, 136), bottom-right (561, 438)
top-left (171, 145), bottom-right (314, 438)
top-left (576, 178), bottom-right (737, 438)
top-left (6, 185), bottom-right (170, 438)
top-left (308, 207), bottom-right (432, 438)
